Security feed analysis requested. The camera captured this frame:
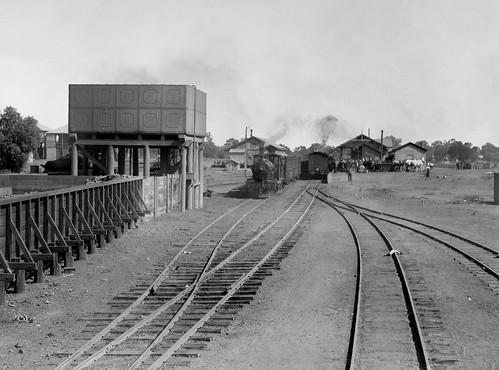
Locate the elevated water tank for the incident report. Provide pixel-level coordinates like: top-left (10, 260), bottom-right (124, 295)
top-left (69, 84), bottom-right (206, 136)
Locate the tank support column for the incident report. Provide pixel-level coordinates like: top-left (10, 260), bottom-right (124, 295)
top-left (132, 147), bottom-right (139, 176)
top-left (143, 145), bottom-right (150, 178)
top-left (187, 143), bottom-right (194, 210)
top-left (198, 145), bottom-right (204, 208)
top-left (117, 147), bottom-right (126, 174)
top-left (160, 147), bottom-right (168, 175)
top-left (193, 142), bottom-right (198, 209)
top-left (107, 145), bottom-right (114, 175)
top-left (180, 146), bottom-right (187, 212)
top-left (71, 143), bottom-right (78, 176)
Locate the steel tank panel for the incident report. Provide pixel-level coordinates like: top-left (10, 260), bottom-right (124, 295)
top-left (93, 109), bottom-right (116, 132)
top-left (93, 85), bottom-right (116, 108)
top-left (139, 86), bottom-right (162, 108)
top-left (139, 109), bottom-right (161, 132)
top-left (116, 85), bottom-right (139, 108)
top-left (186, 85), bottom-right (197, 110)
top-left (69, 109), bottom-right (93, 132)
top-left (162, 85), bottom-right (187, 109)
top-left (184, 109), bottom-right (195, 135)
top-left (69, 84), bottom-right (206, 136)
top-left (116, 109), bottom-right (139, 132)
top-left (161, 109), bottom-right (185, 133)
top-left (195, 111), bottom-right (206, 136)
top-left (70, 85), bottom-right (92, 107)
top-left (195, 89), bottom-right (207, 114)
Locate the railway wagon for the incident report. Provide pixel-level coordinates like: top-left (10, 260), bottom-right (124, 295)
top-left (307, 152), bottom-right (329, 179)
top-left (284, 155), bottom-right (301, 182)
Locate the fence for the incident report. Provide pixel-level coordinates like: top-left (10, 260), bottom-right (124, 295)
top-left (0, 177), bottom-right (147, 304)
top-left (142, 174), bottom-right (182, 217)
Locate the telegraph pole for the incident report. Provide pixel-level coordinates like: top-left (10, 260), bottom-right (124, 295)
top-left (380, 129), bottom-right (384, 161)
top-left (244, 126), bottom-right (248, 169)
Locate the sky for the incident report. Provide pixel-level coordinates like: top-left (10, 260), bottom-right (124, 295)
top-left (0, 0), bottom-right (498, 148)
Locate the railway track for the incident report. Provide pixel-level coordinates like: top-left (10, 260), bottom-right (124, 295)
top-left (56, 182), bottom-right (318, 369)
top-left (313, 190), bottom-right (430, 369)
top-left (315, 187), bottom-right (499, 368)
top-left (318, 189), bottom-right (499, 290)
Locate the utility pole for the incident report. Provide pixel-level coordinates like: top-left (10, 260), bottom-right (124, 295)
top-left (244, 126), bottom-right (248, 169)
top-left (380, 129), bottom-right (384, 161)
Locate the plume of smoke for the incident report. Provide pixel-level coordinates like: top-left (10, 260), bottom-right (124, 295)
top-left (267, 114), bottom-right (353, 147)
top-left (314, 115), bottom-right (338, 145)
top-left (267, 114), bottom-right (310, 143)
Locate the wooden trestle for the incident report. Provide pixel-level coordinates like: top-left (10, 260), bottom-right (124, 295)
top-left (0, 177), bottom-right (148, 304)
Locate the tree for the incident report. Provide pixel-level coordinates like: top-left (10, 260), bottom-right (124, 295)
top-left (480, 143), bottom-right (499, 162)
top-left (293, 145), bottom-right (307, 154)
top-left (0, 106), bottom-right (41, 172)
top-left (278, 143), bottom-right (292, 154)
top-left (223, 138), bottom-right (240, 151)
top-left (385, 135), bottom-right (402, 148)
top-left (203, 132), bottom-right (219, 158)
top-left (429, 140), bottom-right (448, 162)
top-left (414, 140), bottom-right (429, 149)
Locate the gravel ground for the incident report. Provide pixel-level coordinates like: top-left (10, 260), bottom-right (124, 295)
top-left (185, 201), bottom-right (357, 370)
top-left (1, 168), bottom-right (498, 369)
top-left (0, 196), bottom-right (243, 369)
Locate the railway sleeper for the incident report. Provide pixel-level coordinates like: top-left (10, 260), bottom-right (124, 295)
top-left (82, 325), bottom-right (223, 335)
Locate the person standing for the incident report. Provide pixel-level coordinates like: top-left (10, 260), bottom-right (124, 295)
top-left (347, 166), bottom-right (353, 183)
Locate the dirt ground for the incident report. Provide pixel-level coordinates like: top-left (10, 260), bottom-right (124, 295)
top-left (183, 168), bottom-right (499, 369)
top-left (1, 167), bottom-right (498, 369)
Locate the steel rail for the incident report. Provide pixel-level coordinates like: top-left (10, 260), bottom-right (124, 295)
top-left (127, 184), bottom-right (314, 368)
top-left (318, 189), bottom-right (498, 256)
top-left (73, 200), bottom-right (265, 369)
top-left (146, 185), bottom-right (318, 369)
top-left (314, 191), bottom-right (431, 370)
top-left (319, 190), bottom-right (499, 281)
top-left (62, 184), bottom-right (313, 369)
top-left (55, 199), bottom-right (254, 370)
top-left (307, 188), bottom-right (362, 370)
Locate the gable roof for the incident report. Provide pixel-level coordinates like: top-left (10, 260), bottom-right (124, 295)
top-left (230, 136), bottom-right (288, 153)
top-left (336, 134), bottom-right (388, 151)
top-left (388, 142), bottom-right (427, 153)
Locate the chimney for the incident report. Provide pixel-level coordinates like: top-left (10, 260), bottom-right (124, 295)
top-left (250, 129), bottom-right (253, 137)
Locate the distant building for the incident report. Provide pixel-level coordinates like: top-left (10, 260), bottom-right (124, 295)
top-left (37, 125), bottom-right (73, 161)
top-left (388, 142), bottom-right (427, 162)
top-left (224, 159), bottom-right (240, 171)
top-left (334, 134), bottom-right (388, 161)
top-left (228, 136), bottom-right (287, 167)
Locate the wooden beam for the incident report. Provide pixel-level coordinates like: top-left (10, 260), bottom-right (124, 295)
top-left (105, 193), bottom-right (124, 225)
top-left (27, 215), bottom-right (52, 254)
top-left (0, 251), bottom-right (13, 274)
top-left (75, 139), bottom-right (181, 146)
top-left (129, 190), bottom-right (150, 215)
top-left (9, 220), bottom-right (35, 263)
top-left (61, 207), bottom-right (82, 241)
top-left (77, 145), bottom-right (108, 173)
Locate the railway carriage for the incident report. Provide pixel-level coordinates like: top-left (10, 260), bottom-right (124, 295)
top-left (307, 152), bottom-right (329, 179)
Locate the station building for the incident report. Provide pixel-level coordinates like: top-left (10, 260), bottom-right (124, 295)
top-left (388, 142), bottom-right (427, 161)
top-left (333, 134), bottom-right (389, 161)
